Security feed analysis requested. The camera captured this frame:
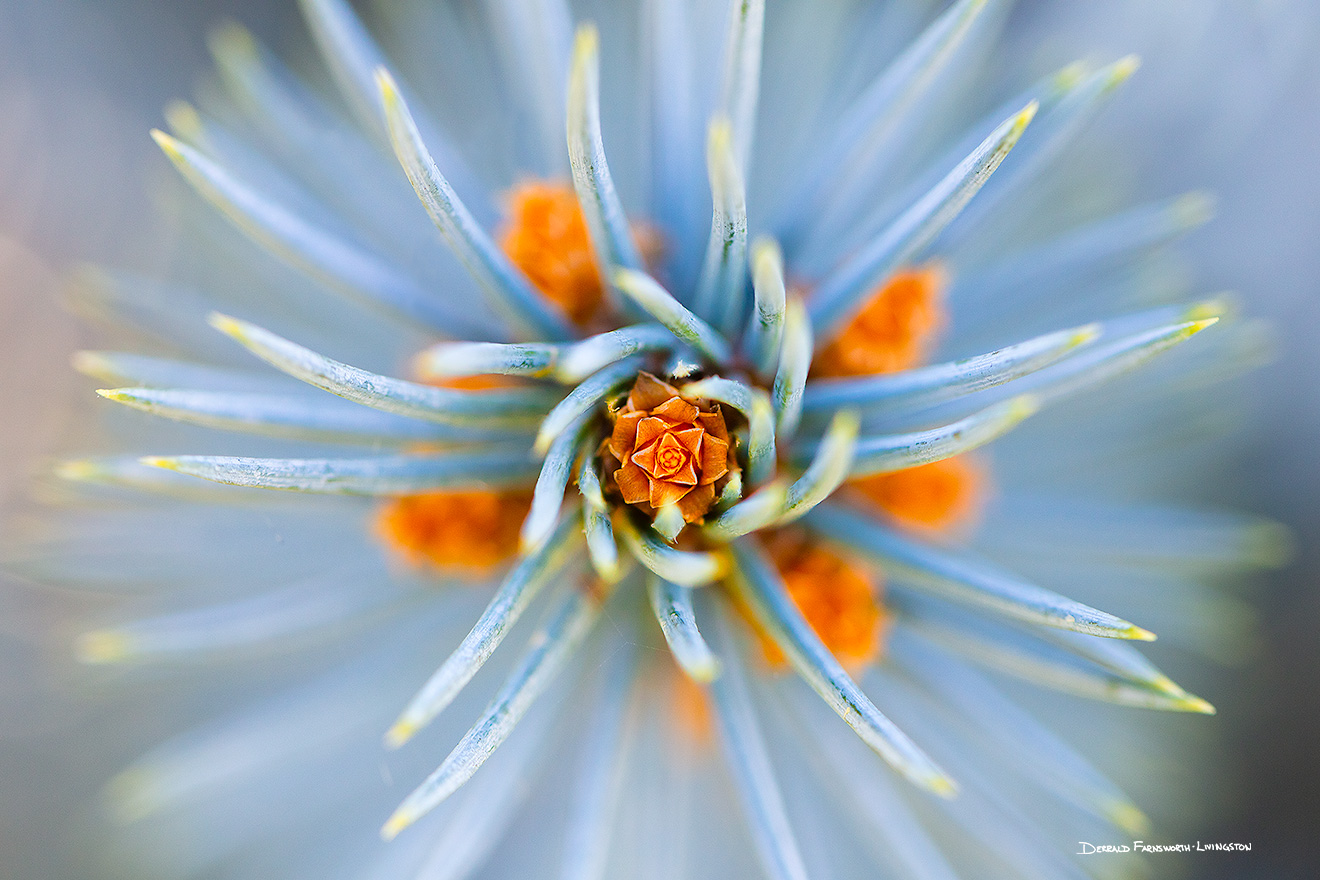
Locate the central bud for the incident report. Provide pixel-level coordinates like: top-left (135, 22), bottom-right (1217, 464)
top-left (603, 373), bottom-right (737, 524)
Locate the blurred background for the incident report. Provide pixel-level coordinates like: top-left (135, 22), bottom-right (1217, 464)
top-left (0, 1), bottom-right (1316, 878)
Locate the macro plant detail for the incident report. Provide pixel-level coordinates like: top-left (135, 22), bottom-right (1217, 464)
top-left (603, 372), bottom-right (735, 525)
top-left (29, 0), bottom-right (1289, 878)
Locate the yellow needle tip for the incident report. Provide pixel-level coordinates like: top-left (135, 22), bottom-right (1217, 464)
top-left (380, 810), bottom-right (413, 842)
top-left (383, 720), bottom-right (416, 751)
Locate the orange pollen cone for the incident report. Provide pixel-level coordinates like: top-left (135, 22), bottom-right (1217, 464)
top-left (813, 263), bottom-right (948, 378)
top-left (375, 489), bottom-right (532, 576)
top-left (851, 456), bottom-right (988, 535)
top-left (755, 531), bottom-right (890, 670)
top-left (498, 180), bottom-right (605, 326)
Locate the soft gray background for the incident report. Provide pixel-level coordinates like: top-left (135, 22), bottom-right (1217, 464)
top-left (1010, 4), bottom-right (1320, 877)
top-left (0, 1), bottom-right (1316, 877)
top-left (0, 5), bottom-right (301, 877)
